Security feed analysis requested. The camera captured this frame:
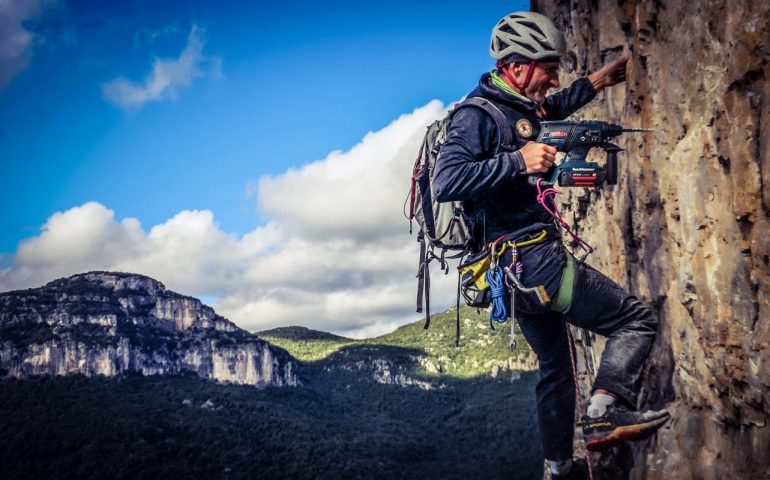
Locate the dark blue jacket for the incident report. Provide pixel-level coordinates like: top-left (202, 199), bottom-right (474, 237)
top-left (432, 72), bottom-right (597, 247)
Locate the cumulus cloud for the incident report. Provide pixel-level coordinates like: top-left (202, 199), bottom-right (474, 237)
top-left (0, 100), bottom-right (458, 338)
top-left (256, 108), bottom-right (431, 243)
top-left (0, 0), bottom-right (51, 88)
top-left (101, 24), bottom-right (221, 110)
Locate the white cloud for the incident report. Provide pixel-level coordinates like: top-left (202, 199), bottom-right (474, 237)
top-left (0, 100), bottom-right (456, 338)
top-left (0, 0), bottom-right (51, 88)
top-left (256, 107), bottom-right (431, 243)
top-left (8, 202), bottom-right (144, 288)
top-left (101, 24), bottom-right (220, 110)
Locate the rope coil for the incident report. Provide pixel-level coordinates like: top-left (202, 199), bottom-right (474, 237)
top-left (486, 267), bottom-right (509, 328)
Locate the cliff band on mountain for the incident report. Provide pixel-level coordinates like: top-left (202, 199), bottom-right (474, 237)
top-left (0, 271), bottom-right (298, 387)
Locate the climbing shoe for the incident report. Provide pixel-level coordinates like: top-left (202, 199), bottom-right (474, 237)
top-left (551, 457), bottom-right (588, 480)
top-left (582, 404), bottom-right (670, 452)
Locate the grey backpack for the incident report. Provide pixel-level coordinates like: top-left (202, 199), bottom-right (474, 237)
top-left (406, 97), bottom-right (514, 342)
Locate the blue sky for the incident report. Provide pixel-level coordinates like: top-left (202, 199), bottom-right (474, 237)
top-left (0, 0), bottom-right (529, 336)
top-left (1, 0), bottom-right (526, 253)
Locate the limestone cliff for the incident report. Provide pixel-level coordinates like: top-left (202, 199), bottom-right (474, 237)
top-left (531, 1), bottom-right (770, 478)
top-left (0, 272), bottom-right (298, 387)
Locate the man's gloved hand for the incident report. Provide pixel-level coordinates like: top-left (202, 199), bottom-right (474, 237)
top-left (519, 141), bottom-right (557, 174)
top-left (588, 55), bottom-right (629, 91)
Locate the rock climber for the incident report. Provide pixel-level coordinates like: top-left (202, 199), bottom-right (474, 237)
top-left (432, 11), bottom-right (670, 480)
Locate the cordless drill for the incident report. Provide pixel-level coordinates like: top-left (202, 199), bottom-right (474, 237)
top-left (527, 120), bottom-right (653, 187)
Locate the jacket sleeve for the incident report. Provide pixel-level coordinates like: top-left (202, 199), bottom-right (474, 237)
top-left (543, 77), bottom-right (598, 120)
top-left (432, 107), bottom-right (527, 202)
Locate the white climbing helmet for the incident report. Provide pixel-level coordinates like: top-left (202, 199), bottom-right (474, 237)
top-left (490, 11), bottom-right (566, 62)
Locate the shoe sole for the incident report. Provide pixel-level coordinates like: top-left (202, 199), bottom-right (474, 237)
top-left (585, 414), bottom-right (670, 452)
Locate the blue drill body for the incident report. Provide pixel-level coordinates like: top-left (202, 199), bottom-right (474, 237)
top-left (530, 120), bottom-right (651, 187)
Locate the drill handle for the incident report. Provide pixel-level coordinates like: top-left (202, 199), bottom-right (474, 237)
top-left (603, 143), bottom-right (623, 185)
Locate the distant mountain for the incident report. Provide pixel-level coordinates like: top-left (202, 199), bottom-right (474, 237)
top-left (372, 307), bottom-right (538, 378)
top-left (261, 307), bottom-right (538, 379)
top-left (257, 325), bottom-right (353, 342)
top-left (0, 272), bottom-right (297, 387)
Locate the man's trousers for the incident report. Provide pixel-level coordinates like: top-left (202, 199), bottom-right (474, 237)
top-left (506, 239), bottom-right (658, 461)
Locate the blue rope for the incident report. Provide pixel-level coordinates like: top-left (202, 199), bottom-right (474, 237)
top-left (486, 267), bottom-right (508, 328)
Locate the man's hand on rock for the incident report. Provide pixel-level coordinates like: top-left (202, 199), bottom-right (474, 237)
top-left (588, 55), bottom-right (629, 91)
top-left (519, 141), bottom-right (557, 174)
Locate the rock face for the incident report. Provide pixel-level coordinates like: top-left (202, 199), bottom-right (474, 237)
top-left (532, 1), bottom-right (770, 478)
top-left (0, 272), bottom-right (298, 387)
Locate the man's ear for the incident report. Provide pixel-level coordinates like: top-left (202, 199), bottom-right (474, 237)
top-left (509, 62), bottom-right (524, 76)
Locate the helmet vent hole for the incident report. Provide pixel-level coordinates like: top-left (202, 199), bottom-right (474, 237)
top-left (532, 36), bottom-right (553, 51)
top-left (498, 23), bottom-right (516, 35)
top-left (496, 38), bottom-right (511, 51)
top-left (512, 40), bottom-right (538, 54)
top-left (518, 20), bottom-right (545, 36)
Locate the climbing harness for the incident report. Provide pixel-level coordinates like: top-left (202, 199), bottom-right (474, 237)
top-left (459, 229), bottom-right (551, 350)
top-left (458, 229), bottom-right (549, 303)
top-left (470, 178), bottom-right (592, 350)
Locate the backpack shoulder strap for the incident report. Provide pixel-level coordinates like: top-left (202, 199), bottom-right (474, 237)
top-left (452, 97), bottom-right (515, 154)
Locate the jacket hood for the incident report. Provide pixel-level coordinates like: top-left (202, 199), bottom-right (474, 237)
top-left (468, 72), bottom-right (540, 112)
